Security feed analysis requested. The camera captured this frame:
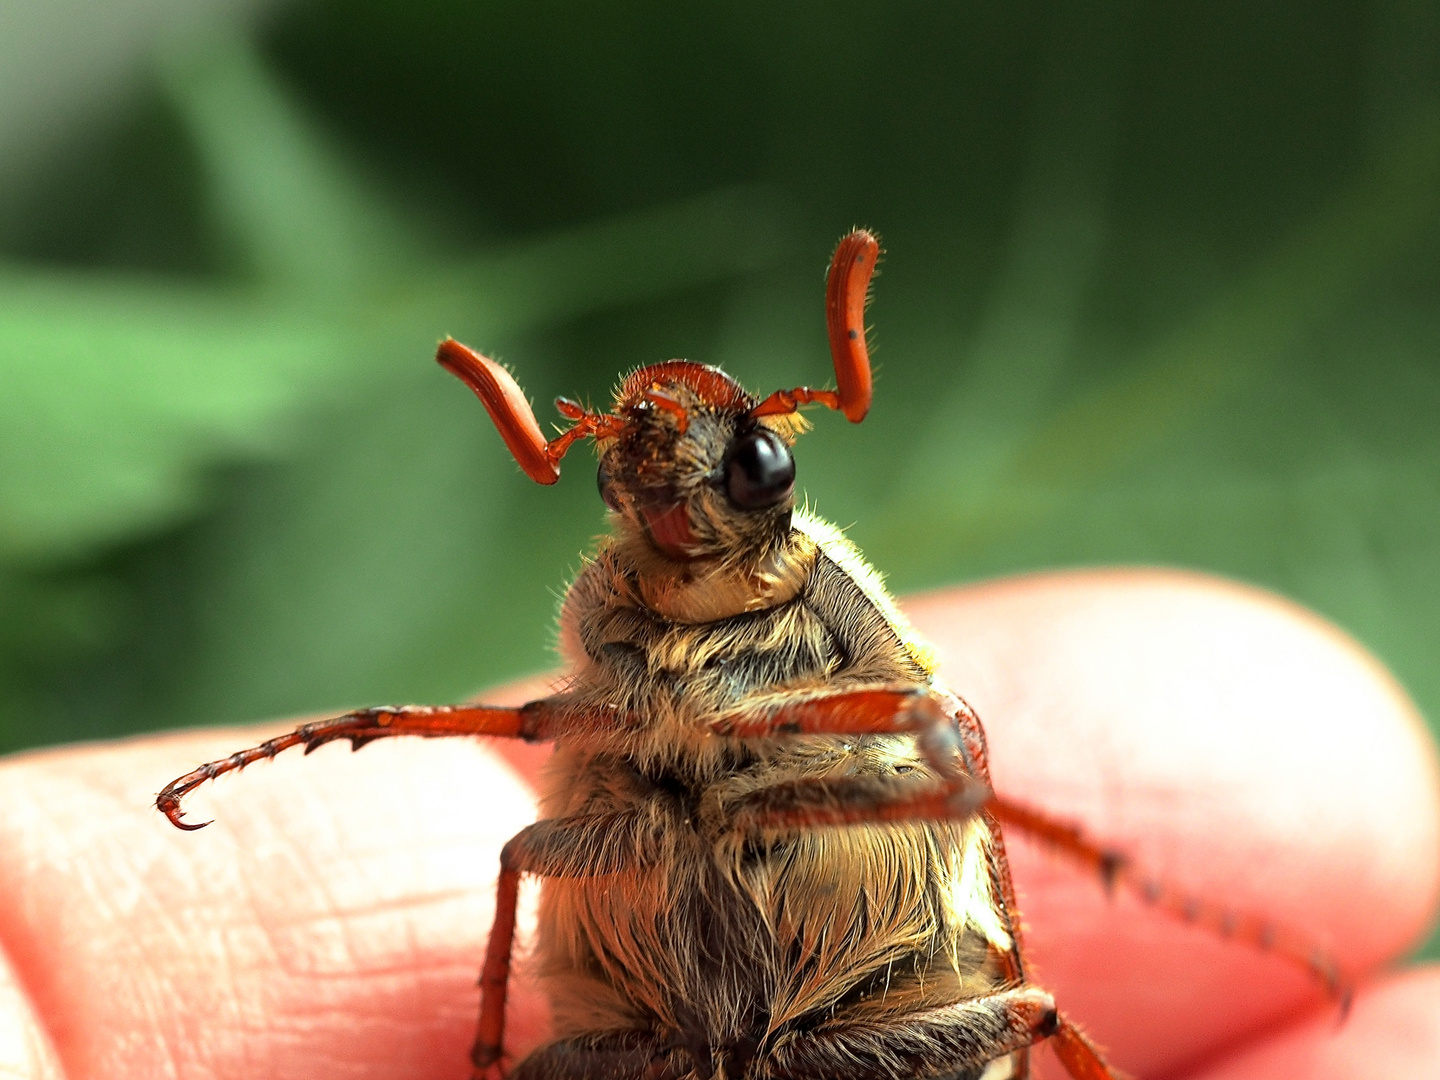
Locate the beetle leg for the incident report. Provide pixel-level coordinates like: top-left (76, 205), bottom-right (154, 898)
top-left (944, 697), bottom-right (1030, 1001)
top-left (714, 685), bottom-right (984, 812)
top-left (475, 862), bottom-right (521, 1080)
top-left (988, 793), bottom-right (1351, 1008)
top-left (712, 682), bottom-right (1041, 1011)
top-left (756, 988), bottom-right (1111, 1080)
top-left (711, 685), bottom-right (971, 778)
top-left (155, 699), bottom-right (612, 831)
top-left (472, 813), bottom-right (649, 1080)
top-left (723, 772), bottom-right (990, 835)
top-left (1049, 1015), bottom-right (1123, 1080)
top-left (715, 685), bottom-right (1350, 1007)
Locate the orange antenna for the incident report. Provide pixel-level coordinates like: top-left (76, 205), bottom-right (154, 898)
top-left (437, 338), bottom-right (622, 484)
top-left (750, 228), bottom-right (878, 424)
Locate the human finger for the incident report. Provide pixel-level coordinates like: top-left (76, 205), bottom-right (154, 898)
top-left (1179, 966), bottom-right (1440, 1079)
top-left (0, 726), bottom-right (549, 1080)
top-left (904, 568), bottom-right (1440, 1078)
top-left (0, 937), bottom-right (64, 1080)
top-left (0, 569), bottom-right (1433, 1080)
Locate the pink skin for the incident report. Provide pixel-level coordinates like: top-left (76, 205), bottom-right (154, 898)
top-left (0, 568), bottom-right (1435, 1080)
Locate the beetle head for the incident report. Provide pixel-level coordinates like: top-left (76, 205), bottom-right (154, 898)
top-left (591, 361), bottom-right (805, 561)
top-left (437, 229), bottom-right (879, 564)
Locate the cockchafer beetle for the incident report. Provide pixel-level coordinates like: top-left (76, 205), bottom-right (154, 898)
top-left (159, 230), bottom-right (1344, 1080)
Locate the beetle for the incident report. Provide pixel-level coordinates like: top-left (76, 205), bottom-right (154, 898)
top-left (158, 230), bottom-right (1343, 1080)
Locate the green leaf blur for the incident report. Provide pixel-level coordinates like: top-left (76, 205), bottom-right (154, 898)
top-left (1, 0), bottom-right (1436, 959)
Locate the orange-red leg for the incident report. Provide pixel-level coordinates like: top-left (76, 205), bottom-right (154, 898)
top-left (945, 697), bottom-right (1346, 1013)
top-left (713, 686), bottom-right (1001, 847)
top-left (712, 685), bottom-right (945, 739)
top-left (989, 792), bottom-right (1351, 1007)
top-left (471, 813), bottom-right (645, 1080)
top-left (724, 771), bottom-right (991, 835)
top-left (154, 700), bottom-right (602, 830)
top-left (1051, 1015), bottom-right (1126, 1080)
top-left (714, 684), bottom-right (1060, 1078)
top-left (759, 987), bottom-right (1065, 1080)
top-left (474, 864), bottom-right (520, 1080)
top-left (716, 681), bottom-right (1346, 1067)
top-left (712, 685), bottom-right (974, 778)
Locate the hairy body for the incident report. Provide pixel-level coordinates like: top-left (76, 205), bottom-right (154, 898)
top-left (527, 510), bottom-right (1017, 1080)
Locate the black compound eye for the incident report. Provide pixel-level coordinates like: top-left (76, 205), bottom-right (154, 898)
top-left (724, 427), bottom-right (795, 509)
top-left (596, 460), bottom-right (622, 511)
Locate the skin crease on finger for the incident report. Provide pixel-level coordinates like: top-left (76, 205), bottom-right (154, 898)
top-left (0, 569), bottom-right (1434, 1080)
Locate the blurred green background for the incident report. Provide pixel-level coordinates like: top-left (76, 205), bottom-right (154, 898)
top-left (1, 0), bottom-right (1437, 948)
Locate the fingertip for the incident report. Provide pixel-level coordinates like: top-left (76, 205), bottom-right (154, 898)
top-left (901, 568), bottom-right (1440, 1076)
top-left (0, 943), bottom-right (64, 1080)
top-left (1181, 966), bottom-right (1440, 1080)
top-left (0, 727), bottom-right (544, 1079)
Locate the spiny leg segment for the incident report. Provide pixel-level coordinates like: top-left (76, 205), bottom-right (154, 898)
top-left (988, 793), bottom-right (1351, 1010)
top-left (155, 701), bottom-right (577, 831)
